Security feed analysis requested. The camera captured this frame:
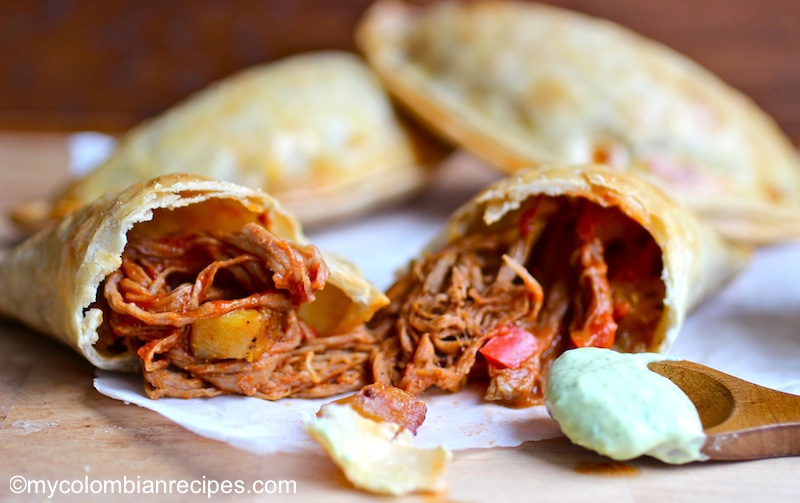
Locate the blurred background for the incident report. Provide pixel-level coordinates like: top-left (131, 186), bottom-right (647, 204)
top-left (1, 0), bottom-right (799, 145)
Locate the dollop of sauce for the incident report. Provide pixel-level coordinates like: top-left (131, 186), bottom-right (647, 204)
top-left (545, 347), bottom-right (707, 464)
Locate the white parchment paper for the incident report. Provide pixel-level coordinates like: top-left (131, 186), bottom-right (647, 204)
top-left (78, 134), bottom-right (800, 455)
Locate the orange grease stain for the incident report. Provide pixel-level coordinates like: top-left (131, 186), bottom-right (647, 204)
top-left (574, 460), bottom-right (641, 477)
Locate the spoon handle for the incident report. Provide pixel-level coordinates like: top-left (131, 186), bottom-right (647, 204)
top-left (649, 360), bottom-right (800, 461)
top-left (704, 379), bottom-right (800, 460)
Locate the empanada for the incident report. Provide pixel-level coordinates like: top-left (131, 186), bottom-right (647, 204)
top-left (11, 51), bottom-right (449, 233)
top-left (0, 174), bottom-right (389, 399)
top-left (357, 1), bottom-right (800, 243)
top-left (369, 165), bottom-right (750, 406)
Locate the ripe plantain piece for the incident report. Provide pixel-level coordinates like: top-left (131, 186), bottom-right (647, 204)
top-left (357, 1), bottom-right (800, 244)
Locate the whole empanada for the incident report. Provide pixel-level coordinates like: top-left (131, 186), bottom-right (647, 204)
top-left (357, 1), bottom-right (800, 243)
top-left (11, 51), bottom-right (449, 233)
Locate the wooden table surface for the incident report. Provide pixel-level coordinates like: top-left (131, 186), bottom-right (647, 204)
top-left (1, 132), bottom-right (798, 502)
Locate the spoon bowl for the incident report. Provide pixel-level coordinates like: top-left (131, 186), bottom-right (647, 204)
top-left (647, 360), bottom-right (800, 461)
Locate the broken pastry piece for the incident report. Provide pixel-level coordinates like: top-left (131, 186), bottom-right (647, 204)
top-left (307, 383), bottom-right (450, 496)
top-left (11, 51), bottom-right (449, 233)
top-left (0, 174), bottom-right (388, 399)
top-left (369, 165), bottom-right (751, 407)
top-left (357, 1), bottom-right (800, 243)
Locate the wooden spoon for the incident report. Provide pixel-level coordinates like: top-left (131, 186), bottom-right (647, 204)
top-left (647, 360), bottom-right (800, 461)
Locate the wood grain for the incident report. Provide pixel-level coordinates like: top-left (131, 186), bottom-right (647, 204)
top-left (0, 0), bottom-right (798, 145)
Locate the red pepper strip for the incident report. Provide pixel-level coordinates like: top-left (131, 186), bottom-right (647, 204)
top-left (479, 325), bottom-right (539, 369)
top-left (570, 205), bottom-right (617, 349)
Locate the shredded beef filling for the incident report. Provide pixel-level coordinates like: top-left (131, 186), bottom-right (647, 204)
top-left (370, 197), bottom-right (665, 407)
top-left (98, 222), bottom-right (378, 399)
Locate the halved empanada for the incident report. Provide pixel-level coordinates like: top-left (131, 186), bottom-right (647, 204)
top-left (11, 51), bottom-right (449, 233)
top-left (357, 1), bottom-right (800, 243)
top-left (369, 165), bottom-right (750, 406)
